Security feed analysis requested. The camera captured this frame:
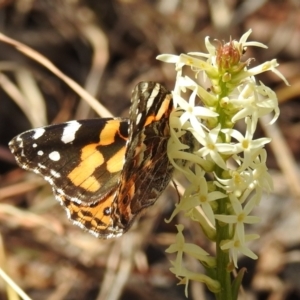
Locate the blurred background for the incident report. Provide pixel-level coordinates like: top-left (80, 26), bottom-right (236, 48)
top-left (0, 1), bottom-right (299, 299)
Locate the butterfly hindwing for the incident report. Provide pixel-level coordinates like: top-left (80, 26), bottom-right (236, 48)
top-left (111, 82), bottom-right (174, 233)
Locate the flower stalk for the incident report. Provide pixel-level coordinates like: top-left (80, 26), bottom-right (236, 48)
top-left (158, 29), bottom-right (287, 299)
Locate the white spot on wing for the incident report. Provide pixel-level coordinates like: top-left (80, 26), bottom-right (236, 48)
top-left (50, 169), bottom-right (61, 178)
top-left (136, 112), bottom-right (142, 125)
top-left (61, 121), bottom-right (81, 144)
top-left (140, 82), bottom-right (149, 93)
top-left (33, 143), bottom-right (37, 148)
top-left (38, 163), bottom-right (46, 169)
top-left (9, 142), bottom-right (15, 153)
top-left (56, 188), bottom-right (64, 196)
top-left (33, 128), bottom-right (45, 140)
top-left (49, 151), bottom-right (60, 161)
top-left (16, 135), bottom-right (24, 148)
top-left (44, 176), bottom-right (51, 183)
top-left (37, 150), bottom-right (44, 156)
top-left (145, 83), bottom-right (159, 112)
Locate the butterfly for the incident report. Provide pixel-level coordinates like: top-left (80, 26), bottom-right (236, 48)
top-left (9, 81), bottom-right (174, 239)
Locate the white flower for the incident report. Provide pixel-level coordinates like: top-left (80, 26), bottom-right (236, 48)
top-left (172, 87), bottom-right (217, 133)
top-left (236, 59), bottom-right (289, 86)
top-left (166, 224), bottom-right (216, 269)
top-left (222, 118), bottom-right (271, 170)
top-left (235, 29), bottom-right (268, 50)
top-left (169, 263), bottom-right (220, 296)
top-left (248, 149), bottom-right (274, 202)
top-left (175, 76), bottom-right (217, 107)
top-left (167, 124), bottom-right (213, 171)
top-left (193, 125), bottom-right (235, 169)
top-left (228, 80), bottom-right (280, 128)
top-left (214, 169), bottom-right (253, 197)
top-left (221, 233), bottom-right (259, 268)
top-left (166, 225), bottom-right (220, 296)
top-left (166, 165), bottom-right (226, 226)
top-left (215, 195), bottom-right (260, 243)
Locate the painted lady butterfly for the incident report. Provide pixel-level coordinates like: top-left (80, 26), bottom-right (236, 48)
top-left (9, 82), bottom-right (174, 238)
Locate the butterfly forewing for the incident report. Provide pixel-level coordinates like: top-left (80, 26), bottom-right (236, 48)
top-left (9, 118), bottom-right (128, 204)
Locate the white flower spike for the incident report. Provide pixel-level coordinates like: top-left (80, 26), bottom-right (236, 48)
top-left (158, 29), bottom-right (288, 298)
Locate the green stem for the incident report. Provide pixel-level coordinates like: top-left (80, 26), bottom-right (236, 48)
top-left (214, 167), bottom-right (233, 300)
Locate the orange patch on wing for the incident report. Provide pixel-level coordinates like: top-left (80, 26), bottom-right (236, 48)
top-left (156, 94), bottom-right (172, 120)
top-left (67, 120), bottom-right (127, 193)
top-left (67, 194), bottom-right (114, 231)
top-left (144, 94), bottom-right (172, 126)
top-left (119, 178), bottom-right (135, 202)
top-left (128, 180), bottom-right (135, 199)
top-left (99, 120), bottom-right (121, 145)
top-left (68, 143), bottom-right (104, 192)
top-left (144, 115), bottom-right (155, 126)
top-left (106, 146), bottom-right (126, 173)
